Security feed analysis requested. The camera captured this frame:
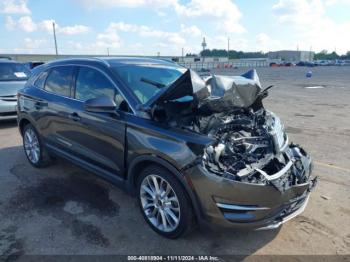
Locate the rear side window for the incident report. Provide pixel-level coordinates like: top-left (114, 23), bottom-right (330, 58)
top-left (44, 67), bottom-right (73, 97)
top-left (75, 67), bottom-right (116, 101)
top-left (34, 71), bottom-right (48, 89)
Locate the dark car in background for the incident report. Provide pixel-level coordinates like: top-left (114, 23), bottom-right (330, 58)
top-left (25, 61), bottom-right (45, 70)
top-left (0, 60), bottom-right (31, 120)
top-left (17, 57), bottom-right (317, 238)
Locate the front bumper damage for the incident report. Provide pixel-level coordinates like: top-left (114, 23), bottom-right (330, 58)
top-left (185, 144), bottom-right (317, 230)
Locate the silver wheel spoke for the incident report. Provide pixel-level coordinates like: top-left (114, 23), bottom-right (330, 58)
top-left (166, 197), bottom-right (178, 203)
top-left (25, 132), bottom-right (32, 143)
top-left (165, 208), bottom-right (179, 224)
top-left (160, 210), bottom-right (168, 231)
top-left (142, 185), bottom-right (155, 199)
top-left (170, 205), bottom-right (180, 212)
top-left (146, 177), bottom-right (154, 192)
top-left (152, 176), bottom-right (160, 194)
top-left (143, 202), bottom-right (155, 209)
top-left (164, 211), bottom-right (175, 227)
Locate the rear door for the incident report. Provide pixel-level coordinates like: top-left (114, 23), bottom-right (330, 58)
top-left (60, 66), bottom-right (127, 176)
top-left (40, 66), bottom-right (76, 151)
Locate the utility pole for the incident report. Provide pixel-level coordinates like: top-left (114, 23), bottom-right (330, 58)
top-left (227, 37), bottom-right (230, 60)
top-left (52, 22), bottom-right (58, 56)
top-left (201, 37), bottom-right (207, 68)
top-left (107, 48), bottom-right (110, 56)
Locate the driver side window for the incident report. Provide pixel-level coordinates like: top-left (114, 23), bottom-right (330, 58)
top-left (76, 67), bottom-right (115, 101)
top-left (75, 67), bottom-right (128, 111)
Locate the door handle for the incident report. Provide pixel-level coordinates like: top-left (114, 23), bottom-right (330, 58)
top-left (68, 112), bottom-right (81, 122)
top-left (34, 101), bottom-right (48, 109)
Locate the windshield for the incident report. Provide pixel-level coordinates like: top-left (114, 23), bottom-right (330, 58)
top-left (112, 64), bottom-right (186, 104)
top-left (0, 63), bottom-right (31, 81)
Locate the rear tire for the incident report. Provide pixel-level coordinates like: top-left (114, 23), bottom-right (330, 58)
top-left (136, 165), bottom-right (195, 239)
top-left (22, 123), bottom-right (52, 168)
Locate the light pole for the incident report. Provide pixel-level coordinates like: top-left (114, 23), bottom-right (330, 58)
top-left (52, 22), bottom-right (58, 56)
top-left (227, 37), bottom-right (230, 60)
top-left (201, 37), bottom-right (207, 68)
top-left (182, 47), bottom-right (184, 62)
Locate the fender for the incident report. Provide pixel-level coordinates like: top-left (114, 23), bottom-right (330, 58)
top-left (126, 154), bottom-right (205, 224)
top-left (17, 114), bottom-right (36, 135)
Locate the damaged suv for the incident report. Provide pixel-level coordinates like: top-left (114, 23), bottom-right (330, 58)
top-left (17, 58), bottom-right (317, 238)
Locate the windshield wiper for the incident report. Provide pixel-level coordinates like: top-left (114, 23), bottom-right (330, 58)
top-left (140, 78), bottom-right (166, 88)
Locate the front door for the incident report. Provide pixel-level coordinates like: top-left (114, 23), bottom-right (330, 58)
top-left (61, 66), bottom-right (127, 176)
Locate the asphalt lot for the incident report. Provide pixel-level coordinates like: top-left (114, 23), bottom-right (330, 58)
top-left (0, 66), bottom-right (349, 258)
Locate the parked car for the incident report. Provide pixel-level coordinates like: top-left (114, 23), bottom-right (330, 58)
top-left (26, 61), bottom-right (45, 70)
top-left (17, 58), bottom-right (317, 238)
top-left (0, 60), bottom-right (31, 120)
top-left (296, 61), bottom-right (316, 67)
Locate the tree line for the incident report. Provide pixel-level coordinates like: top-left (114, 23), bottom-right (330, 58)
top-left (186, 49), bottom-right (350, 60)
top-left (314, 50), bottom-right (350, 60)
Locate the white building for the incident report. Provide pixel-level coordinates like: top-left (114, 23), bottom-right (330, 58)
top-left (268, 50), bottom-right (314, 62)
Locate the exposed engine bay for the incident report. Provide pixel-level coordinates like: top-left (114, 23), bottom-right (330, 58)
top-left (147, 69), bottom-right (314, 192)
top-left (200, 109), bottom-right (312, 192)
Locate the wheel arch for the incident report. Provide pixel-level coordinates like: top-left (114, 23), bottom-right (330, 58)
top-left (18, 117), bottom-right (32, 136)
top-left (126, 154), bottom-right (203, 223)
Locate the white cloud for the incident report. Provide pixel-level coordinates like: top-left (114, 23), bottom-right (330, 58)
top-left (6, 15), bottom-right (37, 32)
top-left (207, 35), bottom-right (248, 51)
top-left (67, 21), bottom-right (193, 55)
top-left (174, 0), bottom-right (245, 33)
top-left (256, 33), bottom-right (270, 46)
top-left (107, 22), bottom-right (186, 46)
top-left (76, 0), bottom-right (178, 9)
top-left (180, 24), bottom-right (202, 37)
top-left (18, 16), bottom-right (37, 32)
top-left (255, 33), bottom-right (270, 52)
top-left (23, 38), bottom-right (47, 49)
top-left (76, 0), bottom-right (146, 8)
top-left (5, 16), bottom-right (16, 30)
top-left (324, 0), bottom-right (350, 5)
top-left (272, 0), bottom-right (350, 54)
top-left (5, 16), bottom-right (91, 35)
top-left (96, 29), bottom-right (122, 49)
top-left (76, 0), bottom-right (244, 34)
top-left (0, 0), bottom-right (30, 14)
top-left (58, 25), bottom-right (91, 35)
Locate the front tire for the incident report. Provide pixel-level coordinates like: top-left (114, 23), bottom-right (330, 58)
top-left (137, 165), bottom-right (195, 239)
top-left (22, 123), bottom-right (51, 168)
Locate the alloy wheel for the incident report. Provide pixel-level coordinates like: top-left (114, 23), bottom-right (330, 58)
top-left (140, 174), bottom-right (181, 232)
top-left (24, 127), bottom-right (40, 164)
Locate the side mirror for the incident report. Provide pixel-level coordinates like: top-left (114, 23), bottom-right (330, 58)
top-left (84, 96), bottom-right (117, 113)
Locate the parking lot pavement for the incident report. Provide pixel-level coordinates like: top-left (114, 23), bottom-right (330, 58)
top-left (0, 67), bottom-right (349, 257)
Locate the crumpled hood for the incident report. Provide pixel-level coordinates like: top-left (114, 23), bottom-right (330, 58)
top-left (146, 69), bottom-right (263, 115)
top-left (0, 81), bottom-right (26, 96)
top-left (197, 70), bottom-right (262, 114)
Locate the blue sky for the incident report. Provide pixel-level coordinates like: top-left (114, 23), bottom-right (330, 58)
top-left (0, 0), bottom-right (349, 55)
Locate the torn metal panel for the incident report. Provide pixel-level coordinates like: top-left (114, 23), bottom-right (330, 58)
top-left (197, 70), bottom-right (262, 114)
top-left (147, 69), bottom-right (263, 117)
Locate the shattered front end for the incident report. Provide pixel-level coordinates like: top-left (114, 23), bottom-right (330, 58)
top-left (202, 110), bottom-right (314, 193)
top-left (148, 68), bottom-right (317, 229)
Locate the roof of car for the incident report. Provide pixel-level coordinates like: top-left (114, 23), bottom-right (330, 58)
top-left (46, 57), bottom-right (180, 68)
top-left (0, 59), bottom-right (23, 64)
